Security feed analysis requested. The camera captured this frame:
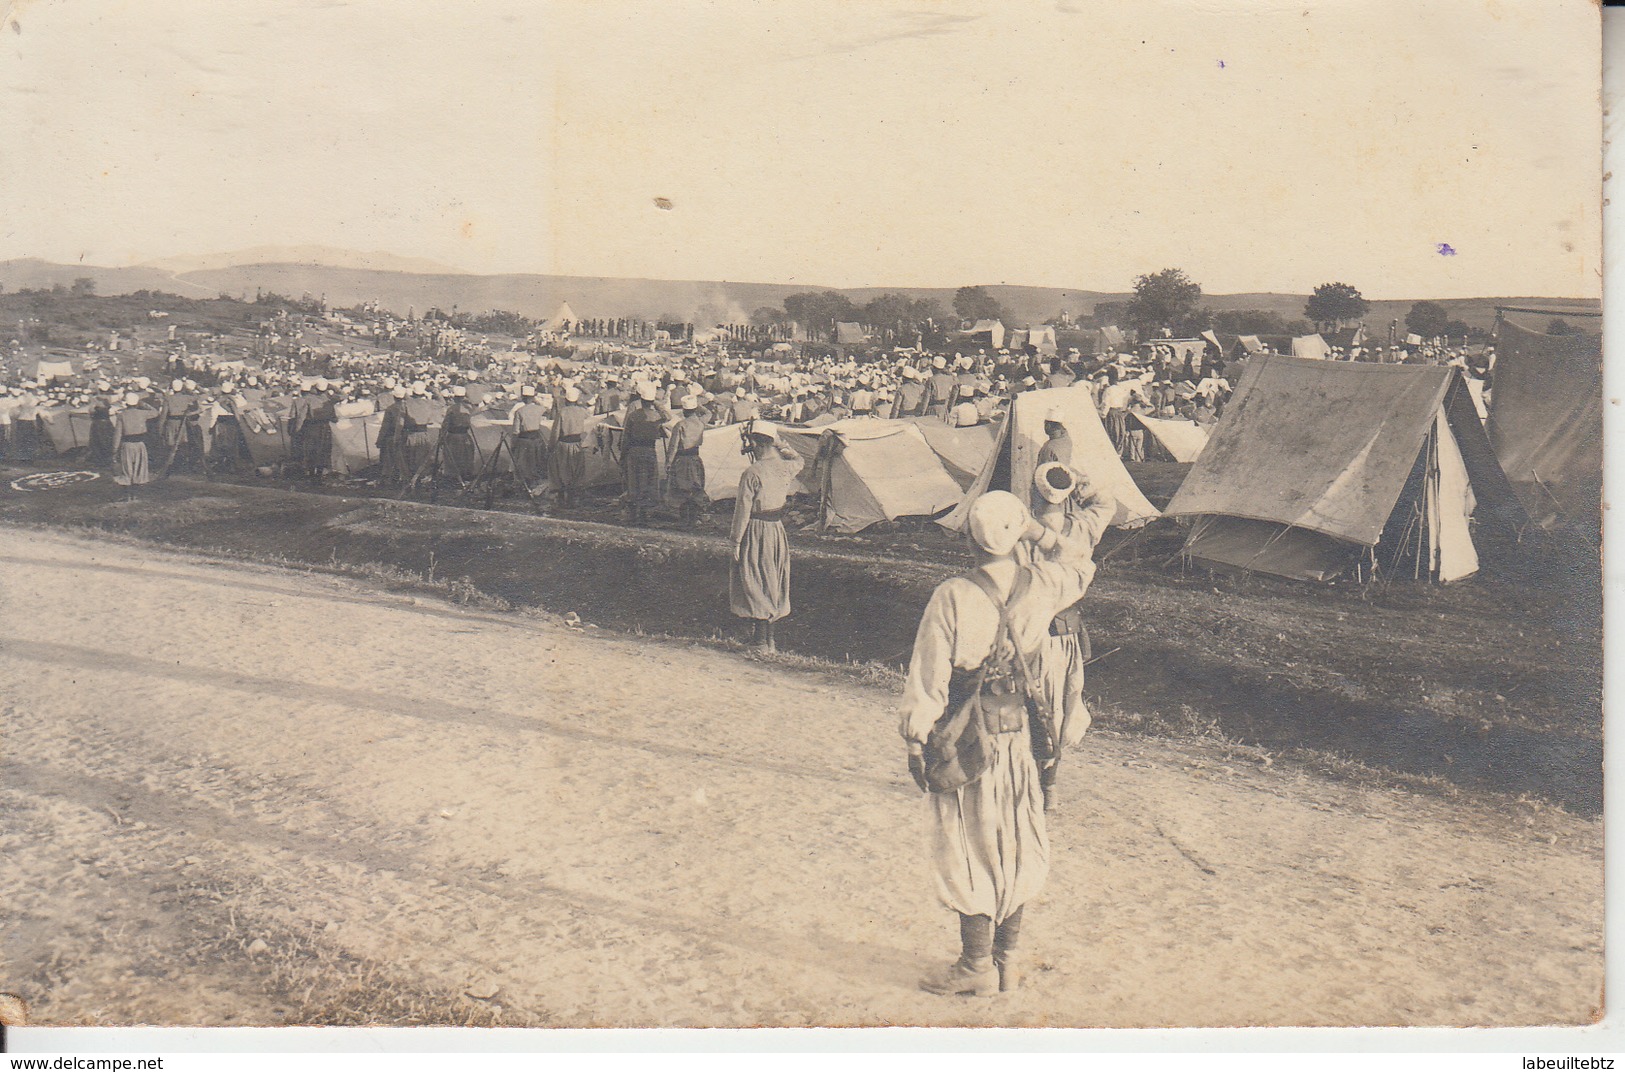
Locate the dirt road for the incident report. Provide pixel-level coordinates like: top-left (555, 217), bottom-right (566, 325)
top-left (0, 528), bottom-right (1602, 1028)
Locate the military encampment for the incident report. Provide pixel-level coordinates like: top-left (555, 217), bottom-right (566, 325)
top-left (0, 0), bottom-right (1604, 1047)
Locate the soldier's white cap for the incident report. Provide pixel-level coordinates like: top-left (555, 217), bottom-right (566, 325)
top-left (1035, 461), bottom-right (1075, 504)
top-left (680, 395), bottom-right (699, 410)
top-left (564, 386), bottom-right (582, 402)
top-left (967, 491), bottom-right (1030, 556)
top-left (392, 386), bottom-right (408, 398)
top-left (520, 384), bottom-right (536, 397)
top-left (411, 382), bottom-right (428, 395)
top-left (123, 392), bottom-right (142, 406)
top-left (932, 356), bottom-right (947, 369)
top-left (637, 381), bottom-right (658, 401)
top-left (453, 385), bottom-right (467, 397)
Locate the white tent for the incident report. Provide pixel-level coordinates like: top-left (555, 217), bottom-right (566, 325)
top-left (940, 385), bottom-right (1159, 532)
top-left (1290, 334), bottom-right (1331, 360)
top-left (696, 418), bottom-right (961, 532)
top-left (785, 419), bottom-right (965, 533)
top-left (540, 301), bottom-right (580, 334)
top-left (961, 320), bottom-right (1006, 350)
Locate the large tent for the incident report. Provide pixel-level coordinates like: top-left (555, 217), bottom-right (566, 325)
top-left (1487, 317), bottom-right (1602, 529)
top-left (939, 384), bottom-right (1159, 532)
top-left (1164, 355), bottom-right (1524, 583)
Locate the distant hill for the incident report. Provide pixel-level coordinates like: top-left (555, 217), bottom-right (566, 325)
top-left (141, 246), bottom-right (467, 276)
top-left (0, 257), bottom-right (1599, 332)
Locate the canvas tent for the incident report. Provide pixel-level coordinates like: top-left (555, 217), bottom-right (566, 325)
top-left (1290, 334), bottom-right (1331, 360)
top-left (906, 417), bottom-right (999, 488)
top-left (961, 320), bottom-right (1006, 350)
top-left (539, 301), bottom-right (579, 334)
top-left (1027, 325), bottom-right (1058, 354)
top-left (1129, 411), bottom-right (1209, 463)
top-left (835, 322), bottom-right (868, 345)
top-left (1164, 355), bottom-right (1524, 583)
top-left (1486, 317), bottom-right (1602, 529)
top-left (694, 419), bottom-right (961, 533)
top-left (783, 419), bottom-right (964, 533)
top-left (32, 357), bottom-right (77, 381)
top-left (940, 385), bottom-right (1159, 532)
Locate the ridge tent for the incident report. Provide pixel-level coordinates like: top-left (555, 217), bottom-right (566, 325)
top-left (1098, 325), bottom-right (1127, 352)
top-left (1290, 334), bottom-right (1331, 360)
top-left (1129, 411), bottom-right (1209, 463)
top-left (785, 418), bottom-right (964, 533)
top-left (835, 322), bottom-right (868, 345)
top-left (1487, 318), bottom-right (1602, 529)
top-left (697, 421), bottom-right (816, 501)
top-left (695, 418), bottom-right (964, 532)
top-left (1028, 326), bottom-right (1058, 354)
top-left (32, 357), bottom-right (77, 381)
top-left (1164, 355), bottom-right (1525, 583)
top-left (939, 384), bottom-right (1159, 532)
top-left (961, 320), bottom-right (1006, 350)
top-left (36, 407), bottom-right (94, 452)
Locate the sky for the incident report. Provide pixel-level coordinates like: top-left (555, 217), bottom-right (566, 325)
top-left (0, 0), bottom-right (1603, 298)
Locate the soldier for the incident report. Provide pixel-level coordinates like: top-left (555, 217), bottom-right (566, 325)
top-left (441, 385), bottom-right (478, 482)
top-left (897, 366), bottom-right (927, 417)
top-left (400, 382), bottom-right (437, 479)
top-left (1024, 462), bottom-right (1114, 812)
top-left (376, 385), bottom-right (409, 485)
top-left (621, 381), bottom-right (667, 524)
top-left (666, 394), bottom-right (709, 525)
top-left (729, 426), bottom-right (802, 652)
top-left (550, 385), bottom-right (591, 508)
top-left (510, 384), bottom-right (550, 494)
top-left (926, 355), bottom-right (957, 417)
top-left (900, 489), bottom-right (1104, 997)
top-left (110, 392), bottom-right (157, 499)
top-left (1036, 408), bottom-right (1072, 470)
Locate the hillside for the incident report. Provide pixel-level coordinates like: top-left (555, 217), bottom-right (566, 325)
top-left (0, 258), bottom-right (1600, 332)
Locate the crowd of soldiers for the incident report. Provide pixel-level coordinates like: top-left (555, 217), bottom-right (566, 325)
top-left (0, 315), bottom-right (1503, 520)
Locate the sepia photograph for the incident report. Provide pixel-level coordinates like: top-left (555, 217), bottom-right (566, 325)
top-left (0, 0), bottom-right (1606, 1041)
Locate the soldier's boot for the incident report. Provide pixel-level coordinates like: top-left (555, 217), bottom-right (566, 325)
top-left (921, 914), bottom-right (998, 996)
top-left (919, 957), bottom-right (998, 997)
top-left (993, 908), bottom-right (1024, 993)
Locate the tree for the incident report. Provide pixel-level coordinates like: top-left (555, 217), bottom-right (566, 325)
top-left (952, 285), bottom-right (1006, 324)
top-left (1303, 282), bottom-right (1370, 332)
top-left (1090, 300), bottom-right (1128, 328)
top-left (1126, 268), bottom-right (1204, 339)
top-left (70, 276), bottom-right (97, 296)
top-left (782, 290), bottom-right (858, 341)
top-left (749, 305), bottom-right (788, 328)
top-left (1547, 318), bottom-right (1578, 336)
top-left (857, 293), bottom-right (935, 339)
top-left (1404, 300), bottom-right (1450, 340)
top-left (1442, 319), bottom-right (1472, 340)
